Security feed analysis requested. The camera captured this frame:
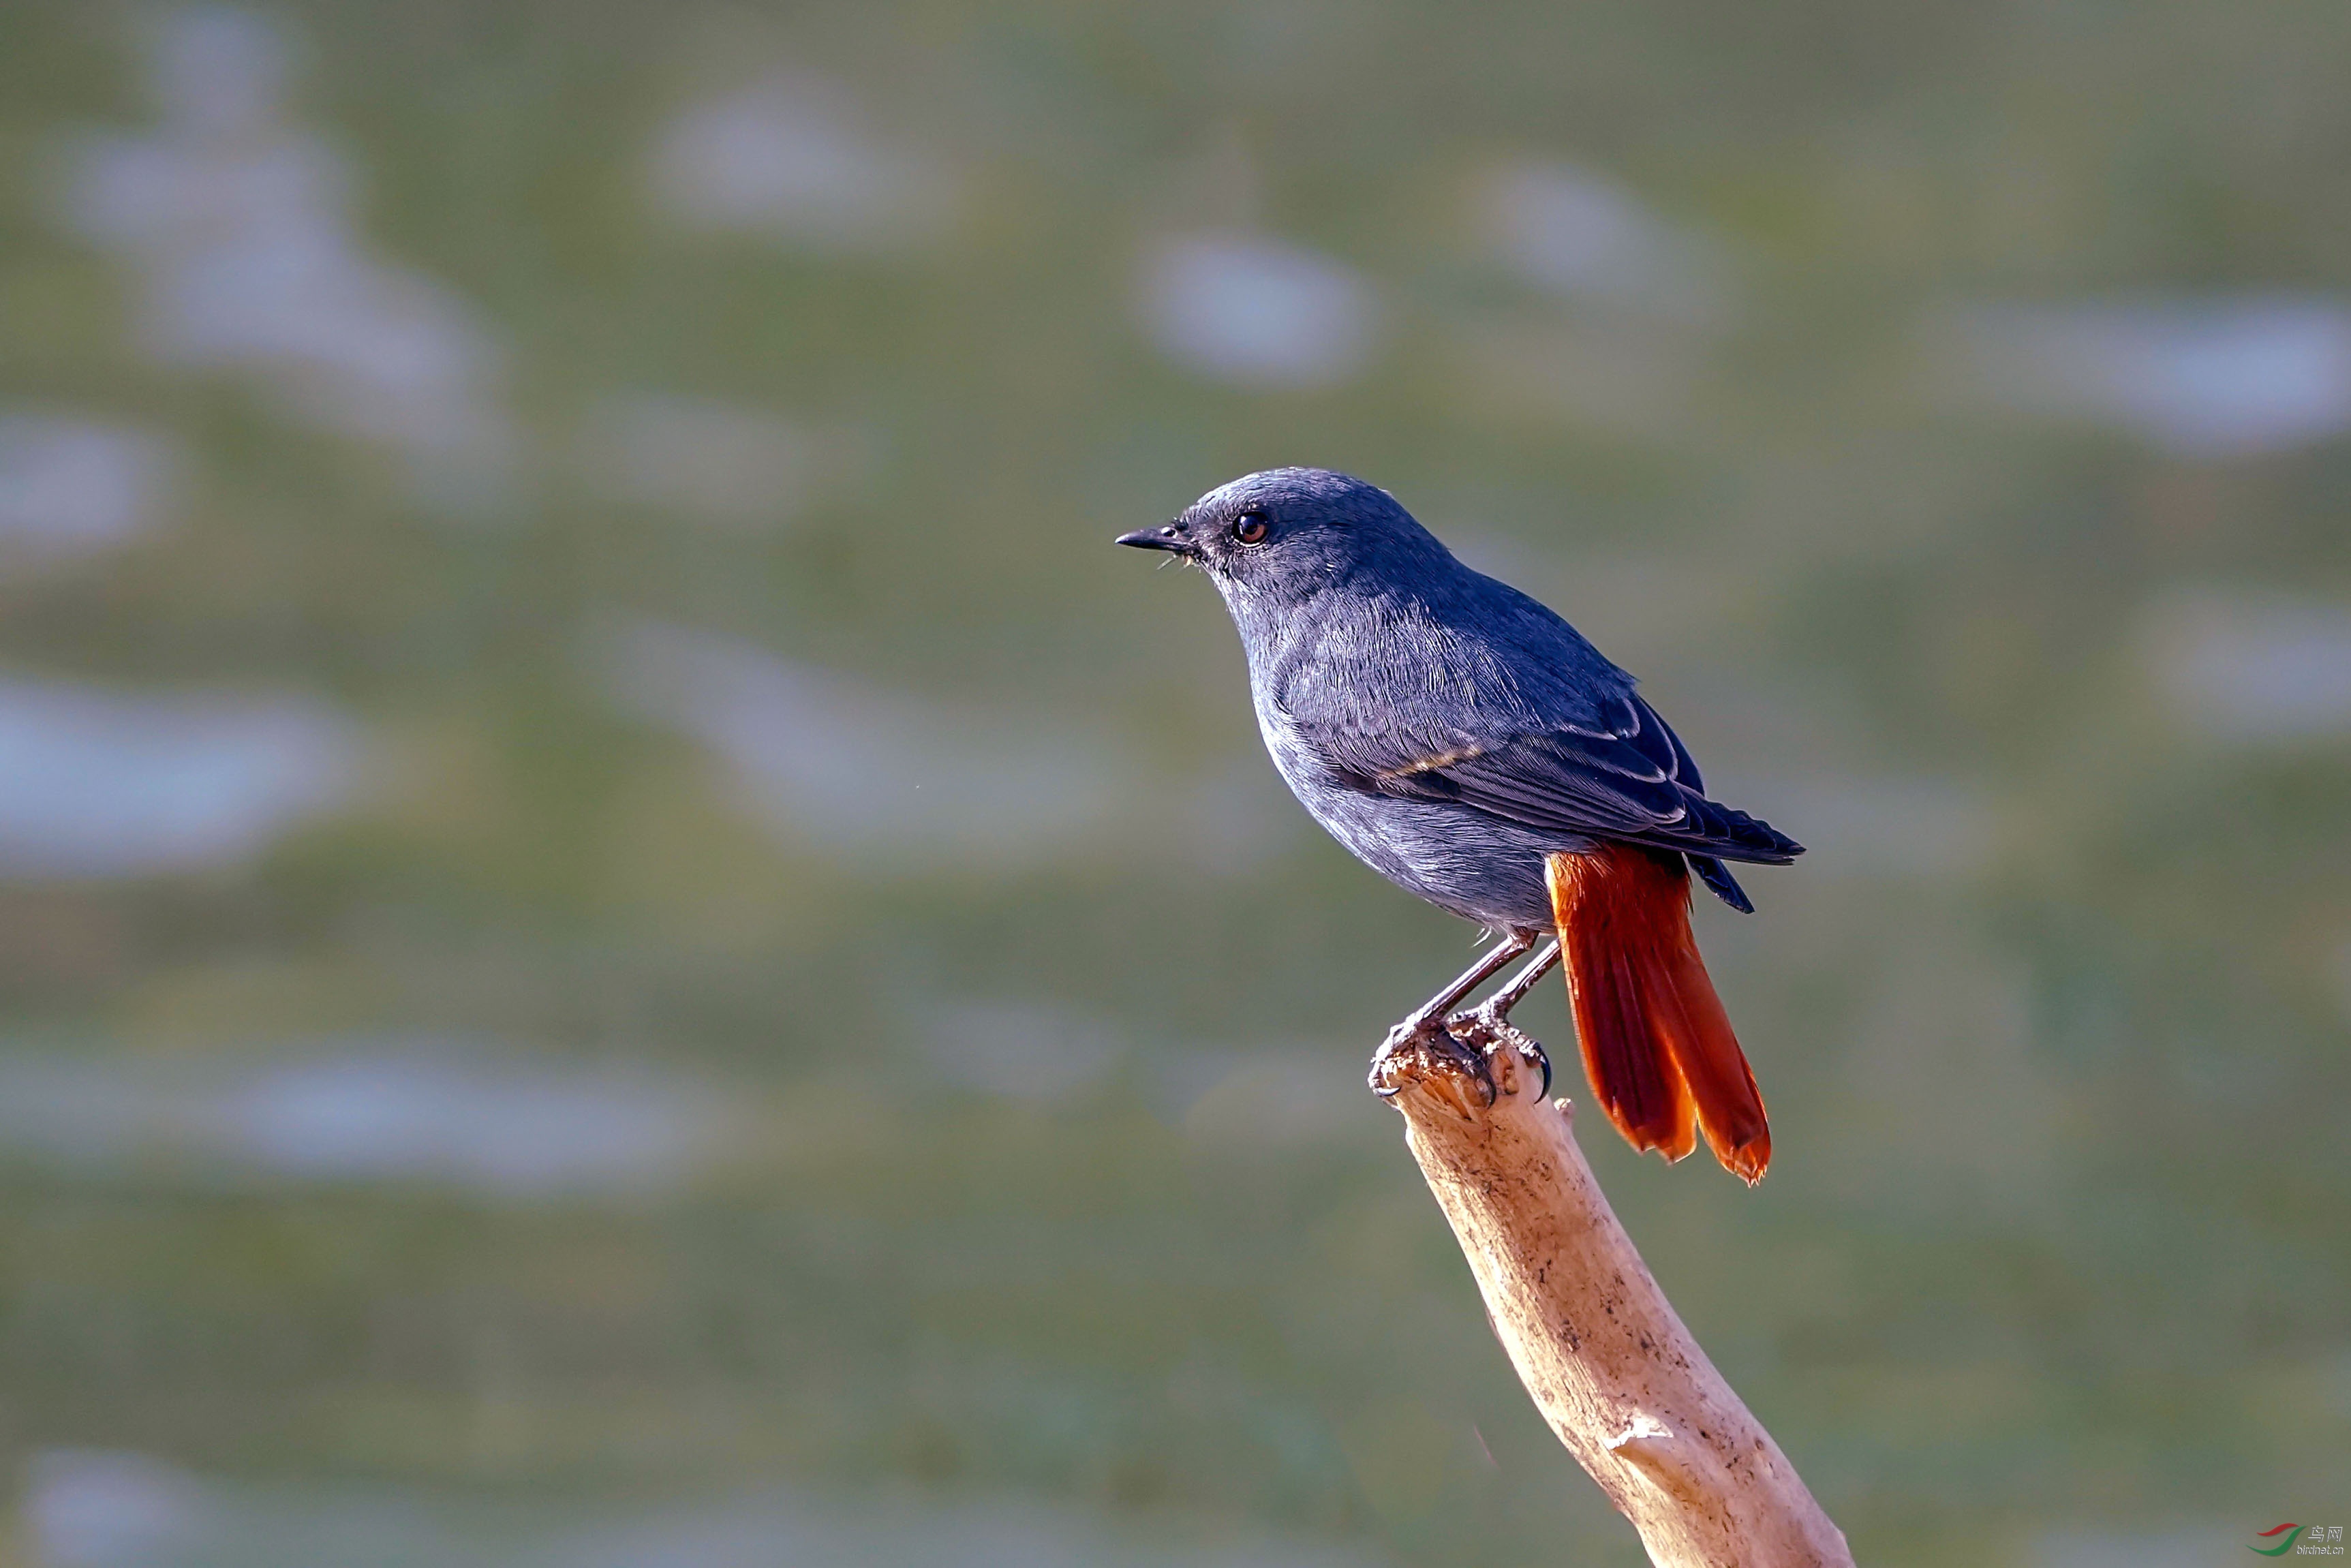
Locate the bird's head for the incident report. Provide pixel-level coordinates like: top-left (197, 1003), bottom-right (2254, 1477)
top-left (1116, 467), bottom-right (1452, 613)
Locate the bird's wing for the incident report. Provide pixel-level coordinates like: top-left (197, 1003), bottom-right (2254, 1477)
top-left (1321, 692), bottom-right (1802, 867)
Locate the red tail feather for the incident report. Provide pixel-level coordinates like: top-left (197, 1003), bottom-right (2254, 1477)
top-left (1546, 846), bottom-right (1771, 1184)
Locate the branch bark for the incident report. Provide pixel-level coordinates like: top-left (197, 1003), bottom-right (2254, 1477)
top-left (1372, 1014), bottom-right (1853, 1568)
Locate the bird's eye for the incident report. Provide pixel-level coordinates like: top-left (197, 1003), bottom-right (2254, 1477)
top-left (1232, 512), bottom-right (1270, 546)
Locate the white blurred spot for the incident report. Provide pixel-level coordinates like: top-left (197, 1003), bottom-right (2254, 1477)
top-left (0, 416), bottom-right (179, 562)
top-left (0, 1042), bottom-right (728, 1198)
top-left (25, 1451), bottom-right (216, 1568)
top-left (63, 8), bottom-right (514, 505)
top-left (2145, 590), bottom-right (2351, 741)
top-left (1477, 162), bottom-right (1732, 325)
top-left (0, 676), bottom-right (356, 878)
top-left (1932, 296), bottom-right (2351, 457)
top-left (1140, 233), bottom-right (1379, 388)
top-left (600, 621), bottom-right (1122, 870)
top-left (141, 3), bottom-right (285, 140)
top-left (649, 76), bottom-right (956, 251)
top-left (577, 392), bottom-right (867, 526)
top-left (22, 1451), bottom-right (1384, 1568)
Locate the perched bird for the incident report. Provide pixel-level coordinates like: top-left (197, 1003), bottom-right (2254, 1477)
top-left (1118, 468), bottom-right (1801, 1182)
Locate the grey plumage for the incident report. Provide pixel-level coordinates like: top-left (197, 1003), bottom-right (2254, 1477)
top-left (1118, 467), bottom-right (1801, 936)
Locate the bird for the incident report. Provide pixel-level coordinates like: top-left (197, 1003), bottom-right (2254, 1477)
top-left (1117, 467), bottom-right (1802, 1183)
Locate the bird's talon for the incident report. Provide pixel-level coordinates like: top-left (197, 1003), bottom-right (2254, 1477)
top-left (1524, 1038), bottom-right (1553, 1098)
top-left (1443, 1026), bottom-right (1501, 1109)
top-left (1370, 1015), bottom-right (1498, 1110)
top-left (1370, 1017), bottom-right (1439, 1097)
top-left (1481, 1032), bottom-right (1550, 1100)
top-left (1443, 1002), bottom-right (1553, 1102)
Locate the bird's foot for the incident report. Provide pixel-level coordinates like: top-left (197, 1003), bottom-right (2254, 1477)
top-left (1457, 1000), bottom-right (1553, 1098)
top-left (1369, 1015), bottom-right (1496, 1110)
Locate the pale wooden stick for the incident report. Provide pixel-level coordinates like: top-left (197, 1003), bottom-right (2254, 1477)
top-left (1372, 1015), bottom-right (1854, 1568)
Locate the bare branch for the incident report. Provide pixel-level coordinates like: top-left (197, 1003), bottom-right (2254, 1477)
top-left (1372, 1016), bottom-right (1853, 1568)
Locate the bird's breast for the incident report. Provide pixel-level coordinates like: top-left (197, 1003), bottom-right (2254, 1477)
top-left (1247, 690), bottom-right (1561, 930)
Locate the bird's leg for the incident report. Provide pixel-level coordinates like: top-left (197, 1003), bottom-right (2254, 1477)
top-left (1463, 938), bottom-right (1562, 1097)
top-left (1475, 938), bottom-right (1560, 1025)
top-left (1372, 932), bottom-right (1533, 1103)
top-left (1400, 932), bottom-right (1535, 1037)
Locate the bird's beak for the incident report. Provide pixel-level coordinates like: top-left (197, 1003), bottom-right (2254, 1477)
top-left (1116, 521), bottom-right (1199, 557)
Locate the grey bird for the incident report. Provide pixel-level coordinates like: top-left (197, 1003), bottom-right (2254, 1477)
top-left (1118, 467), bottom-right (1802, 1182)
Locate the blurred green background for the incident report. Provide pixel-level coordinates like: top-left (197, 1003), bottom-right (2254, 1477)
top-left (0, 2), bottom-right (2346, 1563)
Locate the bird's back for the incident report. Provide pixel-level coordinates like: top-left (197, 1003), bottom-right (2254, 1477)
top-left (1253, 552), bottom-right (1637, 752)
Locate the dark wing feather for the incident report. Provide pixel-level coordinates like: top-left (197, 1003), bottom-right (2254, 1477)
top-left (1334, 695), bottom-right (1803, 868)
top-left (1689, 855), bottom-right (1754, 912)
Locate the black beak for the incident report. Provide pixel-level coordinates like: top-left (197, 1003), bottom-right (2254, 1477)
top-left (1116, 521), bottom-right (1198, 557)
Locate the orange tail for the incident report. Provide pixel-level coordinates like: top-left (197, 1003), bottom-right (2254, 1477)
top-left (1546, 846), bottom-right (1771, 1184)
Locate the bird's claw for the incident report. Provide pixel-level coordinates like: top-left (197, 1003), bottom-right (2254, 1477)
top-left (1518, 1034), bottom-right (1553, 1098)
top-left (1368, 1016), bottom-right (1498, 1109)
top-left (1457, 1001), bottom-right (1553, 1098)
